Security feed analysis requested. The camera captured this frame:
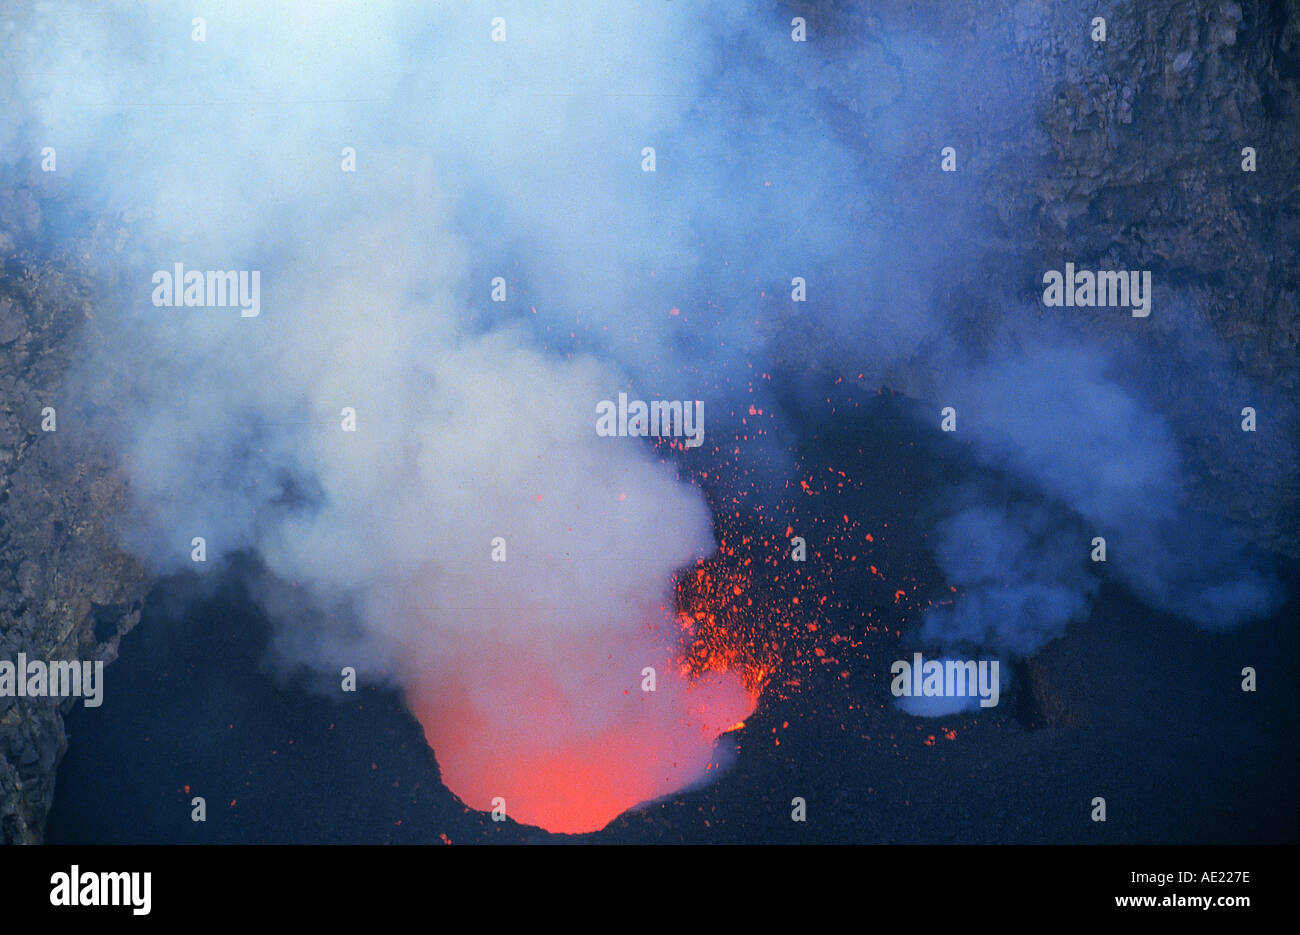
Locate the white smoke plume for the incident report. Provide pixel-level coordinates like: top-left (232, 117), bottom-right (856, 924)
top-left (3, 0), bottom-right (1288, 821)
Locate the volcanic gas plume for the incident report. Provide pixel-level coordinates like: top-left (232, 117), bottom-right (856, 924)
top-left (4, 0), bottom-right (1290, 835)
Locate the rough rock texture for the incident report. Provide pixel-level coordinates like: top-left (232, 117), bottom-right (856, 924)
top-left (1, 0), bottom-right (1296, 840)
top-left (777, 0), bottom-right (1299, 555)
top-left (1025, 0), bottom-right (1300, 556)
top-left (764, 0), bottom-right (1299, 738)
top-left (0, 207), bottom-right (147, 843)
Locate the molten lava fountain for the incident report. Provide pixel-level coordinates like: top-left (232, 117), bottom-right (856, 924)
top-left (409, 603), bottom-right (757, 834)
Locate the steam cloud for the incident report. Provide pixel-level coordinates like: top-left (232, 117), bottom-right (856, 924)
top-left (3, 1), bottom-right (1287, 821)
top-left (922, 340), bottom-right (1285, 659)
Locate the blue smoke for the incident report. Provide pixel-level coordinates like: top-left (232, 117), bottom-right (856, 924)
top-left (1, 0), bottom-right (1288, 683)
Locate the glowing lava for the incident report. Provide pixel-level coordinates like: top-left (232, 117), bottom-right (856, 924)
top-left (409, 621), bottom-right (757, 835)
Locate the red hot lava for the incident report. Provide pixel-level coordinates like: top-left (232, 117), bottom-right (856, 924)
top-left (409, 593), bottom-right (761, 835)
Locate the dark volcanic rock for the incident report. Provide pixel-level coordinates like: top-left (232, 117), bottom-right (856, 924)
top-left (3, 0), bottom-right (1298, 843)
top-left (1025, 0), bottom-right (1300, 556)
top-left (0, 234), bottom-right (147, 844)
top-left (778, 0), bottom-right (1299, 554)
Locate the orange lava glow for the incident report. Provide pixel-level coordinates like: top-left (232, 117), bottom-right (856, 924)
top-left (409, 621), bottom-right (757, 835)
